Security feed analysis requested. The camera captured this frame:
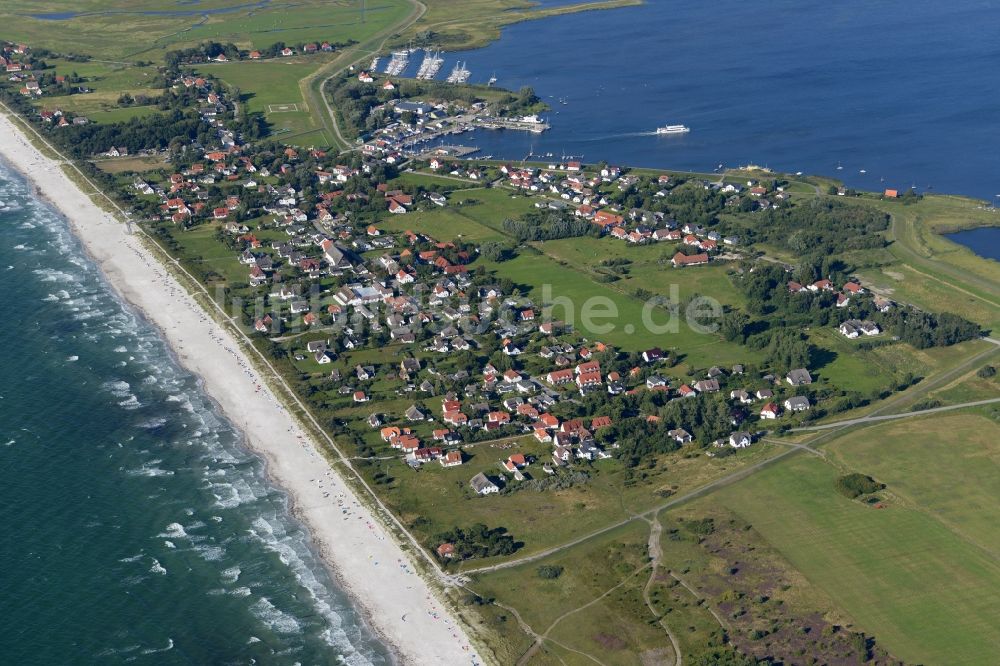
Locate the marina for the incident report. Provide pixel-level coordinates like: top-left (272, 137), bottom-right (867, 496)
top-left (446, 61), bottom-right (471, 84)
top-left (415, 50), bottom-right (444, 80)
top-left (384, 50), bottom-right (409, 76)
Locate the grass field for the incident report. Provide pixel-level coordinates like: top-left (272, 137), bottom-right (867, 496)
top-left (856, 194), bottom-right (1000, 332)
top-left (0, 0), bottom-right (413, 61)
top-left (539, 236), bottom-right (746, 309)
top-left (714, 417), bottom-right (1000, 665)
top-left (93, 154), bottom-right (170, 174)
top-left (376, 198), bottom-right (509, 244)
top-left (471, 520), bottom-right (667, 665)
top-left (826, 413), bottom-right (1000, 556)
top-left (405, 0), bottom-right (643, 51)
top-left (485, 250), bottom-right (757, 365)
top-left (207, 58), bottom-right (337, 143)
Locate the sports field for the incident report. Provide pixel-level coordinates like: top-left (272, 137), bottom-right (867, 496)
top-left (207, 58), bottom-right (334, 144)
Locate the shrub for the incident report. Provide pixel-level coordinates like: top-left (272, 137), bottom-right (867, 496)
top-left (537, 565), bottom-right (564, 580)
top-left (835, 473), bottom-right (884, 499)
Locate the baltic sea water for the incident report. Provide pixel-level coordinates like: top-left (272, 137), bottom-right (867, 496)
top-left (0, 161), bottom-right (390, 665)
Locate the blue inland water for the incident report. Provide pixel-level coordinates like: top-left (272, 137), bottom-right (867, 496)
top-left (435, 0), bottom-right (1000, 199)
top-left (946, 227), bottom-right (1000, 261)
top-left (0, 161), bottom-right (391, 664)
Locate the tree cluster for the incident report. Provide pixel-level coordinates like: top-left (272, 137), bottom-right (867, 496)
top-left (434, 524), bottom-right (518, 560)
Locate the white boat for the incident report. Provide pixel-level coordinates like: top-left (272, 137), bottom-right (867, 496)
top-left (656, 124), bottom-right (690, 135)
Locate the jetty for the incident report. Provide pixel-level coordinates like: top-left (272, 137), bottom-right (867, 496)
top-left (475, 116), bottom-right (550, 133)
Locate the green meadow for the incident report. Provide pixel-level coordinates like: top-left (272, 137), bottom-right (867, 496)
top-left (715, 416), bottom-right (1000, 665)
top-left (0, 0), bottom-right (412, 61)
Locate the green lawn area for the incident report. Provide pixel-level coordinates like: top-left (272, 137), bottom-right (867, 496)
top-left (714, 429), bottom-right (1000, 665)
top-left (804, 327), bottom-right (904, 394)
top-left (376, 204), bottom-right (508, 244)
top-left (446, 188), bottom-right (539, 231)
top-left (540, 235), bottom-right (746, 309)
top-left (826, 413), bottom-right (1000, 556)
top-left (486, 250), bottom-right (757, 365)
top-left (164, 222), bottom-right (247, 284)
top-left (86, 105), bottom-right (161, 124)
top-left (208, 58), bottom-right (334, 141)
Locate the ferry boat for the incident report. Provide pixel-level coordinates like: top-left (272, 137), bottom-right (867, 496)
top-left (656, 124), bottom-right (690, 135)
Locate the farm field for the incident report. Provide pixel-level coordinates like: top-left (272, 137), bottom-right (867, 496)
top-left (714, 426), bottom-right (1000, 665)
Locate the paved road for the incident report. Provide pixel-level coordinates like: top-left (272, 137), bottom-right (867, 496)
top-left (461, 393), bottom-right (1000, 576)
top-left (792, 397), bottom-right (1000, 431)
top-left (302, 0), bottom-right (427, 150)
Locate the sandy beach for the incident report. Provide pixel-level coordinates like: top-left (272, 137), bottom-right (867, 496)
top-left (0, 112), bottom-right (483, 665)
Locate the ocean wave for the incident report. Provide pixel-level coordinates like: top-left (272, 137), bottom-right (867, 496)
top-left (118, 395), bottom-right (142, 410)
top-left (211, 478), bottom-right (261, 510)
top-left (126, 463), bottom-right (175, 478)
top-left (149, 559), bottom-right (167, 575)
top-left (136, 416), bottom-right (168, 430)
top-left (140, 639), bottom-right (174, 655)
top-left (221, 566), bottom-right (242, 583)
top-left (250, 597), bottom-right (303, 635)
top-left (249, 515), bottom-right (371, 657)
top-left (158, 523), bottom-right (187, 539)
top-left (101, 379), bottom-right (131, 397)
top-left (195, 543), bottom-right (226, 562)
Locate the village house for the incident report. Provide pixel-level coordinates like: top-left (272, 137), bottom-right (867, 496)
top-left (440, 450), bottom-right (463, 467)
top-left (668, 428), bottom-right (693, 444)
top-left (760, 402), bottom-right (781, 419)
top-left (671, 252), bottom-right (709, 268)
top-left (729, 432), bottom-right (753, 448)
top-left (470, 472), bottom-right (499, 495)
top-left (784, 396), bottom-right (811, 412)
top-left (785, 368), bottom-right (813, 386)
top-left (839, 319), bottom-right (881, 338)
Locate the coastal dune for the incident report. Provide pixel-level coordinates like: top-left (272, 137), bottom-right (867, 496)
top-left (0, 113), bottom-right (482, 666)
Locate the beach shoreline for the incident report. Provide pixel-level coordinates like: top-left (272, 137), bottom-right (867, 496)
top-left (0, 111), bottom-right (483, 666)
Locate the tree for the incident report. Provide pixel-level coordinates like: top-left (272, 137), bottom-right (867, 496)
top-left (480, 241), bottom-right (516, 262)
top-left (720, 310), bottom-right (750, 342)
